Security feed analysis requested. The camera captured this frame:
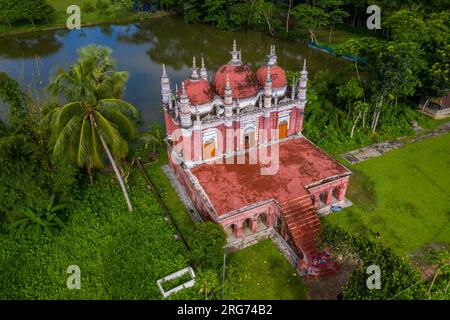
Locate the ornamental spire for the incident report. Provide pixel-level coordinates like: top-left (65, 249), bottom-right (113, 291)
top-left (181, 81), bottom-right (187, 98)
top-left (229, 39), bottom-right (241, 66)
top-left (200, 56), bottom-right (208, 80)
top-left (191, 56), bottom-right (199, 79)
top-left (162, 63), bottom-right (167, 77)
top-left (266, 65), bottom-right (272, 83)
top-left (267, 45), bottom-right (277, 66)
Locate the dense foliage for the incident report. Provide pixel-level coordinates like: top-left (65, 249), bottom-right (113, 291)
top-left (0, 172), bottom-right (190, 299)
top-left (189, 221), bottom-right (226, 270)
top-left (0, 0), bottom-right (54, 27)
top-left (322, 223), bottom-right (428, 300)
top-left (0, 73), bottom-right (79, 232)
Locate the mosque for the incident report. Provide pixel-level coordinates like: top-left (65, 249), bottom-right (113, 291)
top-left (161, 40), bottom-right (351, 276)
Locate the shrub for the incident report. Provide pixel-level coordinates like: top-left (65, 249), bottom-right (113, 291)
top-left (96, 0), bottom-right (109, 11)
top-left (189, 222), bottom-right (226, 270)
top-left (322, 223), bottom-right (427, 300)
top-left (82, 2), bottom-right (96, 13)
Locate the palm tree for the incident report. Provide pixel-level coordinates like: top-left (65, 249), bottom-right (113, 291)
top-left (139, 122), bottom-right (164, 154)
top-left (13, 195), bottom-right (69, 240)
top-left (49, 45), bottom-right (139, 212)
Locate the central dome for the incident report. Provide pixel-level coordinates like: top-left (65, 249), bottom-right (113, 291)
top-left (212, 63), bottom-right (259, 99)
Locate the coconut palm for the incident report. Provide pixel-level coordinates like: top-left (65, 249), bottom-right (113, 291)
top-left (49, 45), bottom-right (139, 212)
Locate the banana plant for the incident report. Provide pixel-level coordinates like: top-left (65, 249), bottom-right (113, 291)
top-left (13, 195), bottom-right (70, 240)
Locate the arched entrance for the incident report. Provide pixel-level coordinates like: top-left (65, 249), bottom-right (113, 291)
top-left (242, 218), bottom-right (252, 236)
top-left (225, 224), bottom-right (236, 239)
top-left (243, 128), bottom-right (255, 150)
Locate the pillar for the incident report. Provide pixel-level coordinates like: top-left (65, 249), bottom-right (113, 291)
top-left (251, 218), bottom-right (258, 233)
top-left (235, 223), bottom-right (243, 238)
top-left (325, 189), bottom-right (333, 206)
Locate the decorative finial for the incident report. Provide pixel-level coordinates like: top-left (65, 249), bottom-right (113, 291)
top-left (303, 59), bottom-right (307, 70)
top-left (200, 56), bottom-right (208, 80)
top-left (266, 65), bottom-right (272, 82)
top-left (191, 56), bottom-right (199, 79)
top-left (162, 63), bottom-right (168, 77)
top-left (230, 40), bottom-right (241, 65)
top-left (182, 81), bottom-right (187, 96)
top-left (226, 73), bottom-right (231, 88)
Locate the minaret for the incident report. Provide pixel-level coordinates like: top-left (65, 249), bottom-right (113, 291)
top-left (174, 83), bottom-right (179, 118)
top-left (291, 77), bottom-right (296, 100)
top-left (229, 39), bottom-right (241, 66)
top-left (297, 59), bottom-right (308, 104)
top-left (264, 66), bottom-right (272, 109)
top-left (161, 64), bottom-right (170, 104)
top-left (200, 56), bottom-right (208, 80)
top-left (224, 73), bottom-right (233, 119)
top-left (267, 45), bottom-right (277, 66)
top-left (168, 88), bottom-right (174, 110)
top-left (179, 82), bottom-right (192, 128)
top-left (190, 56), bottom-right (200, 80)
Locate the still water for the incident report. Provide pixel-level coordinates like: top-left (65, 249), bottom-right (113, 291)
top-left (0, 17), bottom-right (348, 125)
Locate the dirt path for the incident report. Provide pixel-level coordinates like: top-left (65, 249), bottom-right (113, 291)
top-left (341, 121), bottom-right (450, 164)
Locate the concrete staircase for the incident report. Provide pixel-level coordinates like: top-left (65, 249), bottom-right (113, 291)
top-left (280, 194), bottom-right (338, 277)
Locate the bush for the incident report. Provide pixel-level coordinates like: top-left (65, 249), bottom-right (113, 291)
top-left (322, 223), bottom-right (427, 300)
top-left (189, 222), bottom-right (226, 270)
top-left (82, 1), bottom-right (96, 13)
top-left (96, 0), bottom-right (109, 11)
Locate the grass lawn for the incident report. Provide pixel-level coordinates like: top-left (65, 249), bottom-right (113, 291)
top-left (223, 240), bottom-right (308, 300)
top-left (326, 133), bottom-right (450, 255)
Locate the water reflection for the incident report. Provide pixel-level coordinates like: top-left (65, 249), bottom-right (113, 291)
top-left (0, 31), bottom-right (66, 59)
top-left (0, 17), bottom-right (348, 125)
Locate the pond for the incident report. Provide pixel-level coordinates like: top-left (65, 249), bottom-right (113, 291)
top-left (0, 17), bottom-right (349, 126)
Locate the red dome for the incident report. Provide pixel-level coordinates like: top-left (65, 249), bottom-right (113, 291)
top-left (179, 78), bottom-right (214, 105)
top-left (212, 64), bottom-right (259, 99)
top-left (256, 65), bottom-right (287, 88)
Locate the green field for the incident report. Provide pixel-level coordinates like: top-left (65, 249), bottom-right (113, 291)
top-left (224, 240), bottom-right (308, 300)
top-left (326, 133), bottom-right (450, 255)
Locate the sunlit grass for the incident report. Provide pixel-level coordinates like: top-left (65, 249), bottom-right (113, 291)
top-left (326, 132), bottom-right (450, 254)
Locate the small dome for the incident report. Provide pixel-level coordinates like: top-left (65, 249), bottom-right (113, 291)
top-left (213, 64), bottom-right (259, 99)
top-left (179, 78), bottom-right (214, 105)
top-left (256, 65), bottom-right (287, 88)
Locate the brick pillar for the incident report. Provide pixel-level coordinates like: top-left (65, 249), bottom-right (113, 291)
top-left (325, 189), bottom-right (333, 206)
top-left (337, 182), bottom-right (348, 201)
top-left (251, 218), bottom-right (258, 233)
top-left (312, 194), bottom-right (319, 209)
top-left (235, 224), bottom-right (243, 238)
